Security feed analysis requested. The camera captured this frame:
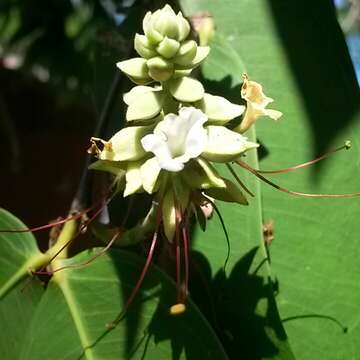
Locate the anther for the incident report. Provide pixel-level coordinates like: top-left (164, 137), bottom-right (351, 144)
top-left (170, 303), bottom-right (186, 316)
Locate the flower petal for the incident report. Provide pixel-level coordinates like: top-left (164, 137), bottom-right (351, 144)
top-left (234, 74), bottom-right (282, 133)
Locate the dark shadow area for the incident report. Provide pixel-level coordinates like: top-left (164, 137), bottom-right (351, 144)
top-left (267, 0), bottom-right (360, 175)
top-left (190, 249), bottom-right (288, 360)
top-left (85, 245), bottom-right (289, 359)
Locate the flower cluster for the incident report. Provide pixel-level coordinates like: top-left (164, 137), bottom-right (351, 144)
top-left (88, 4), bottom-right (282, 314)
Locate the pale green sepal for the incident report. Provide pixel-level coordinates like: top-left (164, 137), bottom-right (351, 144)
top-left (172, 40), bottom-right (197, 66)
top-left (181, 158), bottom-right (225, 189)
top-left (119, 204), bottom-right (157, 245)
top-left (116, 58), bottom-right (151, 83)
top-left (202, 125), bottom-right (259, 162)
top-left (140, 157), bottom-right (162, 194)
top-left (162, 187), bottom-right (176, 242)
top-left (109, 125), bottom-right (153, 161)
top-left (196, 93), bottom-right (245, 124)
top-left (173, 69), bottom-right (192, 78)
top-left (172, 176), bottom-right (190, 211)
top-left (168, 77), bottom-right (204, 102)
top-left (93, 204), bottom-right (157, 246)
top-left (147, 56), bottom-right (174, 81)
top-left (205, 178), bottom-right (248, 205)
top-left (126, 90), bottom-right (163, 121)
top-left (124, 161), bottom-right (144, 197)
top-left (88, 160), bottom-right (126, 176)
top-left (134, 34), bottom-right (157, 59)
top-left (156, 37), bottom-right (180, 59)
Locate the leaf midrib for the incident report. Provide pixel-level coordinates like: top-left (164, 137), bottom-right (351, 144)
top-left (53, 269), bottom-right (96, 360)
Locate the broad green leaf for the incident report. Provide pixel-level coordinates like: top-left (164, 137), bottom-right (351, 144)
top-left (183, 1), bottom-right (360, 359)
top-left (18, 249), bottom-right (228, 359)
top-left (0, 280), bottom-right (44, 360)
top-left (0, 208), bottom-right (48, 298)
top-left (182, 3), bottom-right (295, 359)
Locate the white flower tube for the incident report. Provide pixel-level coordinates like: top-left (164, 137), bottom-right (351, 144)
top-left (141, 107), bottom-right (208, 172)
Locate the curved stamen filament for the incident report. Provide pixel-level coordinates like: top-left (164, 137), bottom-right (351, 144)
top-left (0, 206), bottom-right (94, 233)
top-left (33, 229), bottom-right (122, 275)
top-left (175, 208), bottom-right (182, 302)
top-left (170, 206), bottom-right (188, 316)
top-left (202, 195), bottom-right (230, 272)
top-left (30, 198), bottom-right (112, 279)
top-left (181, 222), bottom-right (189, 302)
top-left (255, 142), bottom-right (350, 175)
top-left (109, 203), bottom-right (163, 327)
top-left (237, 159), bottom-right (360, 198)
top-left (226, 163), bottom-right (254, 197)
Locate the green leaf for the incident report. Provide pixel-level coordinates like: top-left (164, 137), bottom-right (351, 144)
top-left (17, 249), bottom-right (228, 359)
top-left (183, 0), bottom-right (360, 359)
top-left (0, 280), bottom-right (44, 360)
top-left (0, 208), bottom-right (48, 299)
top-left (181, 1), bottom-right (296, 359)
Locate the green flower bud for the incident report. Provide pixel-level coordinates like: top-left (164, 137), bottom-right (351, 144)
top-left (156, 37), bottom-right (180, 59)
top-left (124, 85), bottom-right (164, 121)
top-left (177, 12), bottom-right (191, 41)
top-left (147, 56), bottom-right (174, 82)
top-left (174, 45), bottom-right (210, 69)
top-left (140, 157), bottom-right (161, 194)
top-left (134, 34), bottom-right (157, 59)
top-left (124, 161), bottom-right (144, 197)
top-left (202, 126), bottom-right (259, 162)
top-left (168, 77), bottom-right (204, 102)
top-left (153, 5), bottom-right (180, 40)
top-left (143, 11), bottom-right (164, 44)
top-left (90, 125), bottom-right (153, 162)
top-left (196, 93), bottom-right (245, 124)
top-left (143, 5), bottom-right (191, 44)
top-left (172, 40), bottom-right (197, 66)
top-left (116, 58), bottom-right (152, 84)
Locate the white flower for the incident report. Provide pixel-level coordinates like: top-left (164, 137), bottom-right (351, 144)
top-left (141, 107), bottom-right (208, 172)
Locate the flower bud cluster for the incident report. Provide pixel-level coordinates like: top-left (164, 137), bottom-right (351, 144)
top-left (89, 4), bottom-right (282, 244)
top-left (117, 4), bottom-right (210, 83)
